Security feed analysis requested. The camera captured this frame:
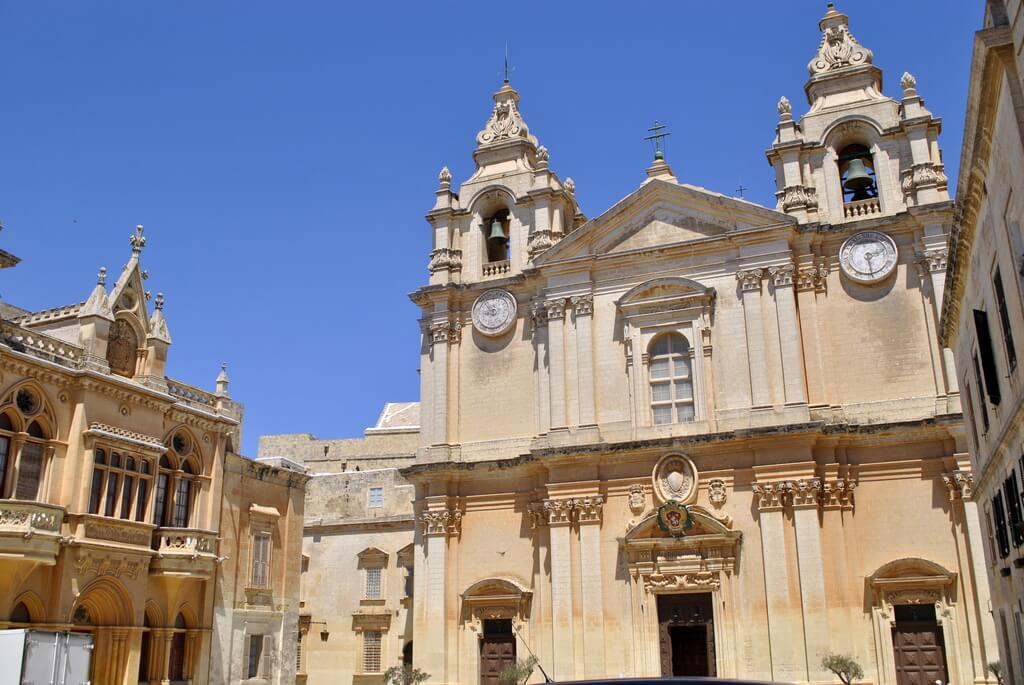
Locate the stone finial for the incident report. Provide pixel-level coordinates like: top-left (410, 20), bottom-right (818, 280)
top-left (129, 224), bottom-right (146, 255)
top-left (564, 177), bottom-right (576, 195)
top-left (777, 96), bottom-right (793, 122)
top-left (808, 3), bottom-right (873, 75)
top-left (476, 82), bottom-right (536, 148)
top-left (537, 145), bottom-right (549, 163)
top-left (97, 266), bottom-right (107, 286)
top-left (216, 363), bottom-right (230, 397)
top-left (900, 71), bottom-right (917, 96)
top-left (438, 165), bottom-right (452, 188)
top-left (154, 293), bottom-right (164, 310)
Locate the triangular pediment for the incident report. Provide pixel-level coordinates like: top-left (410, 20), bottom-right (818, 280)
top-left (536, 179), bottom-right (794, 264)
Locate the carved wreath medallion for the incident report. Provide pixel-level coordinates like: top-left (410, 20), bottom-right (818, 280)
top-left (839, 231), bottom-right (897, 284)
top-left (652, 453), bottom-right (698, 505)
top-left (471, 289), bottom-right (518, 337)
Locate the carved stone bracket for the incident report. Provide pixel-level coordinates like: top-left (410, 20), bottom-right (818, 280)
top-left (643, 571), bottom-right (720, 594)
top-left (780, 185), bottom-right (819, 212)
top-left (821, 478), bottom-right (857, 509)
top-left (902, 162), bottom-right (949, 195)
top-left (420, 509), bottom-right (463, 537)
top-left (736, 269), bottom-right (764, 293)
top-left (529, 496), bottom-right (605, 528)
top-left (941, 470), bottom-right (974, 502)
top-left (529, 300), bottom-right (548, 331)
top-left (428, 247), bottom-right (463, 273)
top-left (628, 484), bottom-right (648, 515)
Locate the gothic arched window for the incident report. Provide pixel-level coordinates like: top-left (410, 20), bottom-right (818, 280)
top-left (649, 333), bottom-right (695, 425)
top-left (107, 318), bottom-right (139, 378)
top-left (0, 387), bottom-right (56, 501)
top-left (838, 144), bottom-right (878, 203)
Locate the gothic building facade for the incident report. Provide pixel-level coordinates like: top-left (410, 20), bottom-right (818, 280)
top-left (0, 228), bottom-right (307, 685)
top-left (265, 5), bottom-right (1003, 685)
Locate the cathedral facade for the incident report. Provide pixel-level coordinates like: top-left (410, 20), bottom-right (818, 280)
top-left (267, 5), bottom-right (1003, 685)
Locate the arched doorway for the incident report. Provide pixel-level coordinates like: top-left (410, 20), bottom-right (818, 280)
top-left (460, 577), bottom-right (533, 685)
top-left (169, 613), bottom-right (187, 682)
top-left (72, 577), bottom-right (135, 685)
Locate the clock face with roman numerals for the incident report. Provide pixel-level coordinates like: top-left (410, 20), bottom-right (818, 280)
top-left (471, 289), bottom-right (517, 337)
top-left (839, 231), bottom-right (898, 284)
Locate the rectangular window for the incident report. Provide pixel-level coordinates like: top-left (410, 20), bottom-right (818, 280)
top-left (247, 634), bottom-right (263, 679)
top-left (120, 475), bottom-right (134, 520)
top-left (365, 567), bottom-right (382, 599)
top-left (0, 436), bottom-right (8, 496)
top-left (972, 355), bottom-right (991, 433)
top-left (994, 491), bottom-right (1011, 559)
top-left (404, 568), bottom-right (414, 598)
top-left (172, 478), bottom-right (190, 528)
top-left (363, 631), bottom-right (382, 672)
top-left (103, 472), bottom-right (119, 517)
top-left (15, 442), bottom-right (44, 500)
top-left (135, 480), bottom-right (148, 522)
top-left (88, 468), bottom-right (104, 515)
top-left (153, 473), bottom-right (168, 527)
top-left (994, 268), bottom-right (1017, 369)
top-left (251, 533), bottom-right (271, 588)
top-left (368, 487), bottom-right (384, 509)
top-left (963, 382), bottom-right (982, 453)
top-left (974, 309), bottom-right (1003, 405)
top-left (1006, 471), bottom-right (1024, 547)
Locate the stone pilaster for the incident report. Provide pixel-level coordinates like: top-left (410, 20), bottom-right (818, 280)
top-left (531, 301), bottom-right (551, 434)
top-left (531, 498), bottom-right (576, 680)
top-left (737, 269), bottom-right (771, 407)
top-left (791, 478), bottom-right (831, 681)
top-left (428, 321), bottom-right (460, 446)
top-left (769, 264), bottom-right (807, 405)
top-left (794, 260), bottom-right (830, 408)
top-left (545, 300), bottom-right (568, 430)
top-left (576, 495), bottom-right (605, 678)
top-left (572, 295), bottom-right (596, 427)
top-left (419, 507), bottom-right (461, 684)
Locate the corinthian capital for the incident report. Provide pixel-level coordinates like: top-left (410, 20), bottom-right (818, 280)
top-left (571, 294), bottom-right (594, 317)
top-left (768, 264), bottom-right (796, 287)
top-left (736, 269), bottom-right (764, 293)
top-left (751, 481), bottom-right (791, 511)
top-left (790, 477), bottom-right (822, 507)
top-left (420, 509), bottom-right (463, 537)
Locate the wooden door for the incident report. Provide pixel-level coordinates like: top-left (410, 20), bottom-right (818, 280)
top-left (892, 621), bottom-right (949, 685)
top-left (480, 636), bottom-right (516, 685)
top-left (657, 593), bottom-right (715, 677)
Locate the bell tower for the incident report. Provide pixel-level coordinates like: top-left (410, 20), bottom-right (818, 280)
top-left (766, 3), bottom-right (949, 224)
top-left (425, 80), bottom-right (581, 287)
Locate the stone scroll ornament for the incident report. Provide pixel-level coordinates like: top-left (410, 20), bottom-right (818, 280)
top-left (657, 501), bottom-right (693, 537)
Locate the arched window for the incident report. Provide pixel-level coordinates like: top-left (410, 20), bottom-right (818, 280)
top-left (0, 386), bottom-right (56, 501)
top-left (838, 144), bottom-right (878, 203)
top-left (168, 613), bottom-right (187, 682)
top-left (88, 449), bottom-right (152, 521)
top-left (483, 210), bottom-right (511, 264)
top-left (154, 432), bottom-right (200, 529)
top-left (649, 333), bottom-right (695, 425)
top-left (153, 456), bottom-right (173, 527)
top-left (106, 318), bottom-right (139, 378)
top-left (172, 460), bottom-right (195, 528)
top-left (9, 602), bottom-right (31, 624)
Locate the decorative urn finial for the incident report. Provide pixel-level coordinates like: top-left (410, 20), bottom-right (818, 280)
top-left (97, 266), bottom-right (107, 286)
top-left (536, 145), bottom-right (549, 167)
top-left (777, 96), bottom-right (793, 122)
top-left (564, 177), bottom-right (576, 195)
top-left (900, 71), bottom-right (917, 96)
top-left (438, 165), bottom-right (452, 189)
top-left (216, 362), bottom-right (230, 397)
top-left (129, 224), bottom-right (146, 255)
top-left (154, 292), bottom-right (164, 310)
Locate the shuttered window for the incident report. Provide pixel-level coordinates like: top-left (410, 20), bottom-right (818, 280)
top-left (972, 355), bottom-right (991, 433)
top-left (974, 309), bottom-right (1002, 405)
top-left (994, 491), bottom-right (1011, 559)
top-left (246, 634), bottom-right (263, 678)
top-left (251, 533), bottom-right (271, 588)
top-left (994, 268), bottom-right (1017, 370)
top-left (15, 442), bottom-right (43, 500)
top-left (1005, 471), bottom-right (1024, 547)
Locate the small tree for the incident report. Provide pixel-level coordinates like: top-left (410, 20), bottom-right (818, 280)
top-left (499, 655), bottom-right (538, 685)
top-left (384, 664), bottom-right (431, 685)
top-left (988, 661), bottom-right (1004, 685)
top-left (821, 652), bottom-right (864, 685)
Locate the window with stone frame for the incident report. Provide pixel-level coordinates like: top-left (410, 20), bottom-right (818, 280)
top-left (357, 547), bottom-right (388, 601)
top-left (365, 567), bottom-right (382, 599)
top-left (244, 634), bottom-right (273, 680)
top-left (88, 449), bottom-right (152, 521)
top-left (993, 267), bottom-right (1018, 371)
top-left (362, 631), bottom-right (382, 673)
top-left (648, 332), bottom-right (695, 425)
top-left (1005, 470), bottom-right (1024, 548)
top-left (994, 491), bottom-right (1011, 559)
top-left (368, 486), bottom-right (384, 509)
top-left (0, 387), bottom-right (56, 502)
top-left (251, 532), bottom-right (271, 588)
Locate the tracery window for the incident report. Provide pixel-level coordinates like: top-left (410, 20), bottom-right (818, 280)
top-left (649, 333), bottom-right (695, 425)
top-left (153, 432), bottom-right (200, 528)
top-left (106, 318), bottom-right (139, 378)
top-left (0, 387), bottom-right (55, 501)
top-left (88, 449), bottom-right (151, 521)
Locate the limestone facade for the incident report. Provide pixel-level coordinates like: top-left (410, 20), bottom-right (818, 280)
top-left (942, 0), bottom-right (1024, 680)
top-left (270, 5), bottom-right (1001, 685)
top-left (0, 228), bottom-right (307, 685)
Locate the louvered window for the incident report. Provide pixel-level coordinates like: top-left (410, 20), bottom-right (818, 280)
top-left (251, 533), bottom-right (271, 588)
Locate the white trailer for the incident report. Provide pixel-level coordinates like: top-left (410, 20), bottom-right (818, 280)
top-left (0, 629), bottom-right (92, 685)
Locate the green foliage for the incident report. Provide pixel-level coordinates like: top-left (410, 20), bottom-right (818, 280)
top-left (383, 664), bottom-right (431, 685)
top-left (988, 661), bottom-right (1003, 685)
top-left (499, 655), bottom-right (539, 685)
top-left (821, 652), bottom-right (864, 685)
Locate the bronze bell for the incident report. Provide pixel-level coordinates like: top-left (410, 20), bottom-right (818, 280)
top-left (488, 218), bottom-right (507, 242)
top-left (843, 158), bottom-right (873, 193)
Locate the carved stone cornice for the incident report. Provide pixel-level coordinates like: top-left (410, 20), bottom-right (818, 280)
top-left (643, 571), bottom-right (720, 594)
top-left (420, 509), bottom-right (463, 537)
top-left (736, 269), bottom-right (764, 293)
top-left (768, 264), bottom-right (796, 288)
top-left (528, 495), bottom-right (605, 527)
top-left (790, 477), bottom-right (822, 508)
top-left (941, 470), bottom-right (974, 501)
top-left (751, 481), bottom-right (791, 511)
top-left (795, 262), bottom-right (829, 293)
top-left (571, 294), bottom-right (594, 317)
top-left (428, 247), bottom-right (463, 273)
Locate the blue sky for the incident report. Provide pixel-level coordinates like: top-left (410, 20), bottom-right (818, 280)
top-left (0, 1), bottom-right (979, 454)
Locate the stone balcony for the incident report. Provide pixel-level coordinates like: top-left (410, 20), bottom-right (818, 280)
top-left (0, 500), bottom-right (65, 565)
top-left (65, 513), bottom-right (155, 552)
top-left (149, 528), bottom-right (219, 579)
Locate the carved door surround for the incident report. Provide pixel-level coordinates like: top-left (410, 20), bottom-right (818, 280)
top-left (459, 577), bottom-right (533, 685)
top-left (623, 505), bottom-right (740, 678)
top-left (616, 277), bottom-right (716, 428)
top-left (866, 557), bottom-right (964, 685)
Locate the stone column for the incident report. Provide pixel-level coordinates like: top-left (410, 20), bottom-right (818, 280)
top-left (420, 508), bottom-right (461, 684)
top-left (572, 296), bottom-right (596, 427)
top-left (576, 496), bottom-right (605, 678)
top-left (737, 270), bottom-right (771, 407)
top-left (531, 499), bottom-right (575, 680)
top-left (751, 482), bottom-right (802, 682)
top-left (790, 478), bottom-right (830, 681)
top-left (768, 265), bottom-right (806, 405)
top-left (545, 300), bottom-right (568, 430)
top-left (794, 263), bottom-right (829, 408)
